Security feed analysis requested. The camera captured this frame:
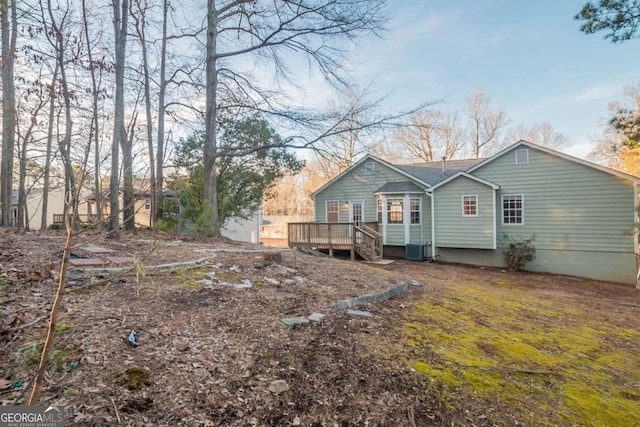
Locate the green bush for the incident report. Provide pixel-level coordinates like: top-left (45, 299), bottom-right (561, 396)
top-left (503, 235), bottom-right (536, 271)
top-left (48, 223), bottom-right (62, 230)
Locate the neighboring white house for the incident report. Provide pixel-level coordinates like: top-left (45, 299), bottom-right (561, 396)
top-left (6, 188), bottom-right (67, 230)
top-left (220, 211), bottom-right (262, 244)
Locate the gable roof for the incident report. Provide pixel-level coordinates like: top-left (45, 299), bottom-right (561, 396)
top-left (374, 181), bottom-right (425, 194)
top-left (310, 154), bottom-right (432, 197)
top-left (395, 158), bottom-right (484, 186)
top-left (427, 172), bottom-right (500, 192)
top-left (467, 140), bottom-right (640, 184)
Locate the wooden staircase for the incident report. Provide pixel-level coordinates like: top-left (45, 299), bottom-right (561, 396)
top-left (354, 224), bottom-right (383, 262)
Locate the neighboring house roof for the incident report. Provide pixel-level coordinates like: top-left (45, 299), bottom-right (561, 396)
top-left (374, 181), bottom-right (425, 194)
top-left (395, 158), bottom-right (485, 186)
top-left (467, 140), bottom-right (640, 184)
top-left (427, 172), bottom-right (500, 192)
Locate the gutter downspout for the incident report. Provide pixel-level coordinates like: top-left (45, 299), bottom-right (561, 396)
top-left (634, 183), bottom-right (639, 290)
top-left (426, 188), bottom-right (435, 260)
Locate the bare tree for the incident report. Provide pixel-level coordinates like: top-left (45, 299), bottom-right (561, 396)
top-left (130, 0), bottom-right (156, 228)
top-left (82, 0), bottom-right (105, 229)
top-left (1, 0), bottom-right (17, 226)
top-left (504, 122), bottom-right (569, 150)
top-left (203, 0), bottom-right (388, 236)
top-left (395, 110), bottom-right (466, 162)
top-left (589, 83), bottom-right (640, 176)
top-left (108, 0), bottom-right (129, 235)
top-left (43, 0), bottom-right (77, 220)
top-left (466, 89), bottom-right (510, 158)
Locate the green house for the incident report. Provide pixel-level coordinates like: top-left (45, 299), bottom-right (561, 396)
top-left (290, 141), bottom-right (640, 287)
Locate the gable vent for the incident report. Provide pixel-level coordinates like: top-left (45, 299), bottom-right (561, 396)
top-left (515, 148), bottom-right (529, 165)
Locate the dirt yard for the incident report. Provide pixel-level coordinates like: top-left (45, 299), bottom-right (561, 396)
top-left (1, 229), bottom-right (639, 426)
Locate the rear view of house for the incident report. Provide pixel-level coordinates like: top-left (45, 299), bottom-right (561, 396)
top-left (289, 141), bottom-right (640, 287)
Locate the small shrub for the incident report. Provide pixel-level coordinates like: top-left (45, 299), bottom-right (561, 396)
top-left (48, 223), bottom-right (62, 230)
top-left (503, 235), bottom-right (536, 271)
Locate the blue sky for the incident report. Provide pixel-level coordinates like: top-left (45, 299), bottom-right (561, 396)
top-left (345, 0), bottom-right (640, 159)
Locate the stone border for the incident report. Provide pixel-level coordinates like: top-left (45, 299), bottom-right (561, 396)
top-left (332, 277), bottom-right (414, 310)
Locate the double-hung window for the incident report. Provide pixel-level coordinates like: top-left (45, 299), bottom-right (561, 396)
top-left (462, 195), bottom-right (478, 217)
top-left (387, 198), bottom-right (403, 224)
top-left (377, 199), bottom-right (383, 224)
top-left (410, 198), bottom-right (421, 224)
top-left (502, 194), bottom-right (523, 224)
top-left (326, 200), bottom-right (339, 222)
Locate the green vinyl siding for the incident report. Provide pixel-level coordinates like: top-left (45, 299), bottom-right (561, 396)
top-left (313, 158), bottom-right (431, 246)
top-left (434, 176), bottom-right (495, 249)
top-left (314, 160), bottom-right (415, 223)
top-left (385, 224), bottom-right (406, 245)
top-left (473, 146), bottom-right (636, 253)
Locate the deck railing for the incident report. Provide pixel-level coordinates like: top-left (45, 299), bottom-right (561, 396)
top-left (288, 221), bottom-right (382, 261)
top-left (53, 213), bottom-right (97, 225)
top-left (355, 224), bottom-right (383, 262)
top-left (288, 222), bottom-right (354, 249)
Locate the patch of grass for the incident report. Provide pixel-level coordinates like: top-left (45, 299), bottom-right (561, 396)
top-left (399, 282), bottom-right (640, 426)
top-left (173, 267), bottom-right (241, 288)
top-left (119, 367), bottom-right (152, 391)
top-left (14, 342), bottom-right (75, 373)
top-left (14, 341), bottom-right (44, 370)
top-left (173, 267), bottom-right (209, 288)
top-left (62, 387), bottom-right (78, 398)
top-left (55, 323), bottom-right (71, 334)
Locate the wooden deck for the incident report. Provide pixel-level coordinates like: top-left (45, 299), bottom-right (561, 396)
top-left (288, 222), bottom-right (383, 261)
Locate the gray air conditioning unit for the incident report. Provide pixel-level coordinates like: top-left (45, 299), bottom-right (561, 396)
top-left (405, 244), bottom-right (425, 261)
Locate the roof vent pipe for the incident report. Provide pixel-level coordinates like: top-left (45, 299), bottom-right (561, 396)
top-left (442, 156), bottom-right (446, 174)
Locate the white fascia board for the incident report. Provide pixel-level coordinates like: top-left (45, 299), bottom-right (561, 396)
top-left (311, 154), bottom-right (432, 198)
top-left (467, 140), bottom-right (640, 184)
top-left (426, 171), bottom-right (500, 192)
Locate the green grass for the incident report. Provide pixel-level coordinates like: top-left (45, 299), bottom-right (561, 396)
top-left (400, 282), bottom-right (640, 426)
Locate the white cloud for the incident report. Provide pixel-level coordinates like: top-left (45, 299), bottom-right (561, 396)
top-left (569, 85), bottom-right (618, 105)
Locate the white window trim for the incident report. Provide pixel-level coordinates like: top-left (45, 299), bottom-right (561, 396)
top-left (364, 161), bottom-right (375, 175)
top-left (376, 198), bottom-right (383, 224)
top-left (461, 195), bottom-right (478, 217)
top-left (386, 197), bottom-right (404, 225)
top-left (515, 148), bottom-right (529, 165)
top-left (326, 200), bottom-right (339, 222)
top-left (502, 194), bottom-right (524, 225)
top-left (348, 200), bottom-right (365, 225)
top-left (409, 197), bottom-right (421, 225)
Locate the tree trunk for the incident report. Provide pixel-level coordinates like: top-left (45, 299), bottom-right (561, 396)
top-left (132, 0), bottom-right (155, 229)
top-left (83, 0), bottom-right (102, 229)
top-left (154, 0), bottom-right (168, 226)
top-left (41, 65), bottom-right (58, 231)
top-left (47, 0), bottom-right (77, 224)
top-left (204, 2), bottom-right (220, 237)
top-left (122, 113), bottom-right (135, 231)
top-left (109, 0), bottom-right (129, 237)
top-left (1, 0), bottom-right (16, 227)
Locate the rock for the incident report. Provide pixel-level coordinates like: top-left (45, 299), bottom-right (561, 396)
top-left (281, 317), bottom-right (310, 328)
top-left (347, 309), bottom-right (373, 318)
top-left (307, 313), bottom-right (325, 323)
top-left (284, 279), bottom-right (295, 285)
top-left (293, 415), bottom-right (301, 426)
top-left (196, 279), bottom-right (213, 286)
top-left (229, 265), bottom-right (241, 273)
top-left (264, 278), bottom-right (280, 286)
top-left (268, 380), bottom-right (289, 394)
